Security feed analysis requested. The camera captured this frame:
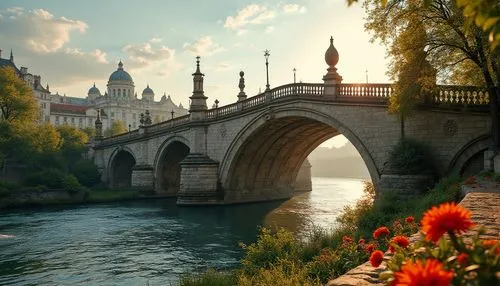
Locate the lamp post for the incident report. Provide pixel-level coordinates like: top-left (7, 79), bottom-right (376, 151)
top-left (293, 68), bottom-right (296, 84)
top-left (171, 110), bottom-right (175, 120)
top-left (264, 49), bottom-right (270, 91)
top-left (128, 124), bottom-right (131, 132)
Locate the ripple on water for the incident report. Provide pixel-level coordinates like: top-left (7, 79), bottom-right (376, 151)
top-left (0, 177), bottom-right (365, 285)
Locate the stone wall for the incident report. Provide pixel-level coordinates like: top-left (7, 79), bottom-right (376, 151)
top-left (376, 174), bottom-right (436, 199)
top-left (0, 189), bottom-right (86, 209)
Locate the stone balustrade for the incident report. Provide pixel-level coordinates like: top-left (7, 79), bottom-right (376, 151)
top-left (97, 83), bottom-right (490, 147)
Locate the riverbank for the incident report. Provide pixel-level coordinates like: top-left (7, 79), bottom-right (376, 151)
top-left (0, 187), bottom-right (147, 209)
top-left (179, 173), bottom-right (500, 285)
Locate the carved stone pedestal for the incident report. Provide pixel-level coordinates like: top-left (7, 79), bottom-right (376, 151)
top-left (177, 153), bottom-right (222, 205)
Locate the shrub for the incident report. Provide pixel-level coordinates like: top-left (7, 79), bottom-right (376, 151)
top-left (0, 179), bottom-right (19, 197)
top-left (238, 258), bottom-right (320, 286)
top-left (179, 269), bottom-right (237, 286)
top-left (240, 227), bottom-right (301, 276)
top-left (71, 159), bottom-right (101, 187)
top-left (63, 174), bottom-right (84, 193)
top-left (24, 168), bottom-right (67, 189)
top-left (388, 138), bottom-right (435, 174)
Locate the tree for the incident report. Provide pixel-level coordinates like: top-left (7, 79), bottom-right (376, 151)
top-left (347, 0), bottom-right (500, 50)
top-left (0, 66), bottom-right (38, 123)
top-left (104, 120), bottom-right (127, 137)
top-left (363, 0), bottom-right (500, 148)
top-left (56, 125), bottom-right (89, 165)
top-left (81, 127), bottom-right (96, 138)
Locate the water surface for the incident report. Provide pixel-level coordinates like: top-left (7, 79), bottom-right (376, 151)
top-left (0, 177), bottom-right (365, 285)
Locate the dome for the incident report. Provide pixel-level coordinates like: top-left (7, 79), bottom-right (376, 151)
top-left (88, 83), bottom-right (100, 95)
top-left (142, 84), bottom-right (154, 95)
top-left (325, 36), bottom-right (339, 67)
top-left (108, 61), bottom-right (133, 82)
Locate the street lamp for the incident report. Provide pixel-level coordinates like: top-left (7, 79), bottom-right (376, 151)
top-left (293, 68), bottom-right (296, 84)
top-left (171, 110), bottom-right (175, 120)
top-left (264, 49), bottom-right (270, 91)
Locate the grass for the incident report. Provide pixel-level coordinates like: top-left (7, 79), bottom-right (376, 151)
top-left (179, 269), bottom-right (238, 286)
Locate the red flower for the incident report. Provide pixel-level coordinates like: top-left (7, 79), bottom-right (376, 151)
top-left (393, 259), bottom-right (453, 286)
top-left (457, 253), bottom-right (469, 266)
top-left (358, 238), bottom-right (365, 244)
top-left (343, 235), bottom-right (353, 244)
top-left (389, 235), bottom-right (410, 253)
top-left (482, 240), bottom-right (500, 255)
top-left (405, 216), bottom-right (415, 223)
top-left (369, 250), bottom-right (384, 267)
top-left (420, 202), bottom-right (474, 242)
top-left (373, 226), bottom-right (390, 239)
top-left (366, 243), bottom-right (375, 253)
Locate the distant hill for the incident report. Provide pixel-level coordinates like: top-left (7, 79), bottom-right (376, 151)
top-left (308, 143), bottom-right (370, 179)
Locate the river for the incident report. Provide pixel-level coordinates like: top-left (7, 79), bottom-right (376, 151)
top-left (0, 177), bottom-right (366, 286)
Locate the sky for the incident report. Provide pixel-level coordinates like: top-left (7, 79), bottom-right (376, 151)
top-left (0, 0), bottom-right (391, 148)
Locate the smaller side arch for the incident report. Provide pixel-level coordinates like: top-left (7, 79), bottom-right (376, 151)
top-left (153, 135), bottom-right (191, 195)
top-left (107, 146), bottom-right (137, 189)
top-left (448, 134), bottom-right (490, 175)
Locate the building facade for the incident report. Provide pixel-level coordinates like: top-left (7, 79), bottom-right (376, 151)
top-left (0, 49), bottom-right (187, 133)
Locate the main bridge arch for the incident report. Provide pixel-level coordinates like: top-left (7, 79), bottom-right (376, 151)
top-left (220, 107), bottom-right (379, 203)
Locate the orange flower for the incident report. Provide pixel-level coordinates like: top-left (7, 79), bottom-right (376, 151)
top-left (457, 253), bottom-right (469, 266)
top-left (389, 235), bottom-right (410, 253)
top-left (373, 226), bottom-right (390, 239)
top-left (369, 250), bottom-right (384, 267)
top-left (366, 243), bottom-right (375, 253)
top-left (482, 240), bottom-right (500, 255)
top-left (420, 202), bottom-right (474, 242)
top-left (405, 216), bottom-right (414, 223)
top-left (393, 259), bottom-right (453, 286)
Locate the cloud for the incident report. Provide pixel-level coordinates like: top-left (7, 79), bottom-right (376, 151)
top-left (265, 26), bottom-right (274, 33)
top-left (149, 37), bottom-right (162, 43)
top-left (183, 36), bottom-right (224, 56)
top-left (122, 42), bottom-right (174, 69)
top-left (224, 4), bottom-right (276, 31)
top-left (283, 4), bottom-right (306, 13)
top-left (0, 7), bottom-right (87, 54)
top-left (215, 62), bottom-right (232, 71)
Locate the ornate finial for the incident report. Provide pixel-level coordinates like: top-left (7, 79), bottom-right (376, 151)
top-left (147, 83), bottom-right (149, 88)
top-left (330, 36), bottom-right (333, 45)
top-left (93, 82), bottom-right (96, 87)
top-left (46, 84), bottom-right (50, 91)
top-left (195, 56), bottom-right (201, 73)
top-left (238, 70), bottom-right (246, 101)
top-left (9, 49), bottom-right (14, 62)
top-left (324, 36), bottom-right (339, 68)
top-left (118, 60), bottom-right (123, 69)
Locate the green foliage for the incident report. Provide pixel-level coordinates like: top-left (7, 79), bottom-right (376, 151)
top-left (240, 227), bottom-right (301, 276)
top-left (179, 269), bottom-right (237, 286)
top-left (388, 138), bottom-right (435, 175)
top-left (104, 120), bottom-right (127, 137)
top-left (0, 179), bottom-right (19, 197)
top-left (70, 159), bottom-right (101, 187)
top-left (80, 127), bottom-right (96, 138)
top-left (0, 66), bottom-right (38, 123)
top-left (238, 259), bottom-right (320, 286)
top-left (84, 189), bottom-right (139, 202)
top-left (23, 168), bottom-right (84, 193)
top-left (336, 181), bottom-right (375, 232)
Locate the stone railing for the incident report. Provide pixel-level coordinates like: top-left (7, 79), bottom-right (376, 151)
top-left (433, 85), bottom-right (490, 105)
top-left (97, 83), bottom-right (490, 146)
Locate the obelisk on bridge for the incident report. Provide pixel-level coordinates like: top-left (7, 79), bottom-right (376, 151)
top-left (323, 36), bottom-right (343, 96)
top-left (189, 56), bottom-right (208, 120)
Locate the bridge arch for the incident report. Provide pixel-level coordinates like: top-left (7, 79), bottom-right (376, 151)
top-left (449, 134), bottom-right (490, 176)
top-left (220, 107), bottom-right (379, 202)
top-left (108, 147), bottom-right (136, 189)
top-left (154, 136), bottom-right (191, 195)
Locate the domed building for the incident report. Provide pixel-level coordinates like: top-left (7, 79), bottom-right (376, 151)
top-left (46, 60), bottom-right (188, 132)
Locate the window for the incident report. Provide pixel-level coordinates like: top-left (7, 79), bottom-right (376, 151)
top-left (64, 117), bottom-right (67, 122)
top-left (88, 118), bottom-right (92, 125)
top-left (56, 116), bottom-right (59, 121)
top-left (113, 89), bottom-right (116, 96)
top-left (128, 90), bottom-right (131, 96)
top-left (118, 89), bottom-right (121, 96)
top-left (111, 112), bottom-right (114, 117)
top-left (71, 118), bottom-right (75, 123)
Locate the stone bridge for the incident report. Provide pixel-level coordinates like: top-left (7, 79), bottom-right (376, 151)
top-left (93, 38), bottom-right (492, 205)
